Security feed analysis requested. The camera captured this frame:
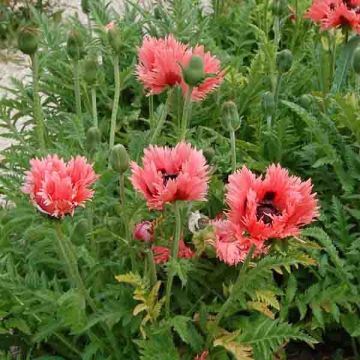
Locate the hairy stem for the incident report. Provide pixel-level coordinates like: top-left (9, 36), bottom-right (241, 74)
top-left (150, 89), bottom-right (173, 144)
top-left (146, 248), bottom-right (157, 287)
top-left (91, 87), bottom-right (98, 127)
top-left (31, 53), bottom-right (46, 151)
top-left (180, 86), bottom-right (193, 140)
top-left (165, 202), bottom-right (182, 317)
top-left (149, 95), bottom-right (154, 130)
top-left (109, 54), bottom-right (120, 154)
top-left (273, 73), bottom-right (283, 117)
top-left (73, 59), bottom-right (82, 118)
top-left (230, 129), bottom-right (237, 172)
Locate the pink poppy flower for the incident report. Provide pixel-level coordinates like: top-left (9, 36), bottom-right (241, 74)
top-left (212, 220), bottom-right (267, 266)
top-left (22, 155), bottom-right (98, 218)
top-left (130, 142), bottom-right (209, 210)
top-left (181, 45), bottom-right (224, 101)
top-left (152, 240), bottom-right (194, 264)
top-left (152, 246), bottom-right (170, 264)
top-left (105, 21), bottom-right (116, 32)
top-left (226, 164), bottom-right (319, 241)
top-left (136, 34), bottom-right (189, 95)
top-left (324, 2), bottom-right (360, 32)
top-left (305, 0), bottom-right (338, 23)
top-left (194, 351), bottom-right (209, 360)
top-left (133, 221), bottom-right (154, 242)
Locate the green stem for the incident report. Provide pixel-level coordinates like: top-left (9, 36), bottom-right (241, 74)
top-left (266, 115), bottom-right (272, 131)
top-left (109, 54), bottom-right (120, 153)
top-left (273, 73), bottom-right (283, 116)
top-left (119, 173), bottom-right (125, 206)
top-left (146, 248), bottom-right (157, 287)
top-left (264, 0), bottom-right (269, 34)
top-left (149, 89), bottom-right (173, 144)
top-left (214, 245), bottom-right (256, 326)
top-left (54, 332), bottom-right (83, 359)
top-left (230, 129), bottom-right (236, 172)
top-left (73, 59), bottom-right (82, 118)
top-left (165, 202), bottom-right (182, 318)
top-left (180, 86), bottom-right (193, 140)
top-left (149, 95), bottom-right (154, 130)
top-left (91, 87), bottom-right (98, 127)
top-left (274, 15), bottom-right (281, 48)
top-left (54, 222), bottom-right (122, 358)
top-left (31, 53), bottom-right (46, 152)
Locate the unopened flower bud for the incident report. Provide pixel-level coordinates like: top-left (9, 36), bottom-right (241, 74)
top-left (192, 225), bottom-right (215, 255)
top-left (353, 47), bottom-right (360, 74)
top-left (276, 49), bottom-right (293, 73)
top-left (83, 56), bottom-right (98, 85)
top-left (106, 22), bottom-right (122, 54)
top-left (182, 55), bottom-right (206, 87)
top-left (110, 144), bottom-right (130, 173)
top-left (81, 0), bottom-right (90, 14)
top-left (18, 26), bottom-right (39, 55)
top-left (86, 126), bottom-right (101, 152)
top-left (221, 101), bottom-right (241, 132)
top-left (298, 94), bottom-right (313, 110)
top-left (67, 29), bottom-right (84, 60)
top-left (133, 221), bottom-right (154, 242)
top-left (271, 0), bottom-right (288, 16)
top-left (261, 91), bottom-right (275, 115)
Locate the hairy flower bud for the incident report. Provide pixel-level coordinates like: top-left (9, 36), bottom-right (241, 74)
top-left (106, 22), bottom-right (122, 54)
top-left (110, 144), bottom-right (130, 174)
top-left (298, 94), bottom-right (313, 110)
top-left (353, 47), bottom-right (360, 75)
top-left (86, 126), bottom-right (101, 152)
top-left (81, 0), bottom-right (90, 14)
top-left (276, 49), bottom-right (293, 73)
top-left (182, 55), bottom-right (206, 87)
top-left (67, 29), bottom-right (84, 60)
top-left (18, 26), bottom-right (39, 56)
top-left (261, 91), bottom-right (276, 115)
top-left (221, 101), bottom-right (241, 132)
top-left (83, 56), bottom-right (98, 85)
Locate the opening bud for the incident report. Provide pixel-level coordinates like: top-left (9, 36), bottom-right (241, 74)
top-left (107, 22), bottom-right (122, 54)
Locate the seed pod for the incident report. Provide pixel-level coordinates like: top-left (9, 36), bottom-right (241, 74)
top-left (107, 22), bottom-right (122, 54)
top-left (110, 144), bottom-right (130, 174)
top-left (81, 0), bottom-right (90, 14)
top-left (83, 56), bottom-right (98, 85)
top-left (221, 101), bottom-right (241, 132)
top-left (271, 0), bottom-right (288, 16)
top-left (182, 55), bottom-right (206, 87)
top-left (67, 29), bottom-right (84, 60)
top-left (18, 26), bottom-right (39, 56)
top-left (86, 126), bottom-right (101, 152)
top-left (261, 91), bottom-right (276, 115)
top-left (276, 49), bottom-right (293, 73)
top-left (353, 47), bottom-right (360, 74)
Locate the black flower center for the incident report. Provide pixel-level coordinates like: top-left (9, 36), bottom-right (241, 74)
top-left (256, 191), bottom-right (281, 225)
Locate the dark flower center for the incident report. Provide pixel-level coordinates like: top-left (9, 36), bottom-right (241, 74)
top-left (160, 169), bottom-right (179, 186)
top-left (256, 191), bottom-right (281, 225)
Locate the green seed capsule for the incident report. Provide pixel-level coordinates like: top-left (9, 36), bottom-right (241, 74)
top-left (298, 94), bottom-right (313, 110)
top-left (276, 49), bottom-right (293, 73)
top-left (18, 26), bottom-right (39, 56)
top-left (110, 144), bottom-right (130, 174)
top-left (221, 101), bottom-right (241, 132)
top-left (83, 57), bottom-right (98, 85)
top-left (261, 91), bottom-right (276, 115)
top-left (86, 126), bottom-right (101, 152)
top-left (353, 47), bottom-right (360, 74)
top-left (67, 29), bottom-right (84, 60)
top-left (107, 23), bottom-right (122, 54)
top-left (182, 55), bottom-right (206, 87)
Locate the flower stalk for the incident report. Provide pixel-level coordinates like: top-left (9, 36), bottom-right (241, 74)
top-left (31, 53), bottom-right (46, 152)
top-left (109, 54), bottom-right (120, 154)
top-left (91, 87), bottom-right (98, 127)
top-left (230, 129), bottom-right (237, 172)
top-left (165, 201), bottom-right (183, 317)
top-left (73, 59), bottom-right (82, 118)
top-left (180, 86), bottom-right (193, 140)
